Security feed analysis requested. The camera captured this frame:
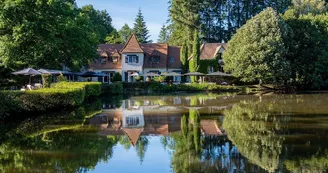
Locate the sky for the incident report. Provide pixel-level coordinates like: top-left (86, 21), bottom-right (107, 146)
top-left (76, 0), bottom-right (170, 42)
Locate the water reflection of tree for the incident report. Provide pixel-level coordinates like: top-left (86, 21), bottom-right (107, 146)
top-left (0, 100), bottom-right (121, 173)
top-left (223, 101), bottom-right (284, 173)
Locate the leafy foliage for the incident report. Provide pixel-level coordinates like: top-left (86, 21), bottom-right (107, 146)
top-left (80, 5), bottom-right (114, 43)
top-left (112, 72), bottom-right (122, 82)
top-left (51, 82), bottom-right (102, 99)
top-left (119, 24), bottom-right (133, 43)
top-left (41, 74), bottom-right (52, 88)
top-left (282, 9), bottom-right (328, 89)
top-left (56, 73), bottom-right (67, 83)
top-left (189, 30), bottom-right (201, 82)
top-left (102, 82), bottom-right (123, 95)
top-left (0, 0), bottom-right (102, 71)
top-left (223, 8), bottom-right (292, 84)
top-left (168, 0), bottom-right (292, 46)
top-left (105, 29), bottom-right (123, 44)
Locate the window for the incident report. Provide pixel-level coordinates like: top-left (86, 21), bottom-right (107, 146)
top-left (170, 57), bottom-right (175, 63)
top-left (208, 66), bottom-right (215, 73)
top-left (126, 117), bottom-right (140, 126)
top-left (112, 56), bottom-right (119, 63)
top-left (218, 53), bottom-right (223, 60)
top-left (151, 56), bottom-right (160, 63)
top-left (101, 57), bottom-right (106, 64)
top-left (126, 55), bottom-right (139, 64)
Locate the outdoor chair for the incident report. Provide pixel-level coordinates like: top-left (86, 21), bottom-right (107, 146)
top-left (34, 83), bottom-right (43, 89)
top-left (26, 85), bottom-right (33, 90)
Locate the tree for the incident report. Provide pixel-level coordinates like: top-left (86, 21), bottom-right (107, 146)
top-left (0, 0), bottom-right (100, 72)
top-left (119, 24), bottom-right (133, 43)
top-left (168, 0), bottom-right (201, 47)
top-left (180, 41), bottom-right (189, 81)
top-left (133, 9), bottom-right (151, 43)
top-left (168, 0), bottom-right (292, 45)
top-left (282, 8), bottom-right (328, 89)
top-left (157, 24), bottom-right (170, 43)
top-left (105, 29), bottom-right (123, 44)
top-left (189, 30), bottom-right (200, 82)
top-left (81, 5), bottom-right (114, 43)
top-left (292, 0), bottom-right (327, 15)
top-left (223, 8), bottom-right (292, 85)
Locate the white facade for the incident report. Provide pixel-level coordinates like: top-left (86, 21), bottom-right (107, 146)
top-left (122, 53), bottom-right (144, 82)
top-left (122, 100), bottom-right (145, 128)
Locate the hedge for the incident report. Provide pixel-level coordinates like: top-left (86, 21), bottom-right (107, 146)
top-left (102, 82), bottom-right (123, 95)
top-left (51, 82), bottom-right (101, 99)
top-left (0, 88), bottom-right (84, 115)
top-left (0, 91), bottom-right (22, 118)
top-left (20, 88), bottom-right (85, 111)
top-left (123, 82), bottom-right (239, 92)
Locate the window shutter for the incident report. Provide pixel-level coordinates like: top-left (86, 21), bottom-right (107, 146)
top-left (136, 56), bottom-right (139, 63)
top-left (125, 56), bottom-right (128, 63)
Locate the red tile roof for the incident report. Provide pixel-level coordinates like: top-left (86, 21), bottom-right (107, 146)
top-left (121, 34), bottom-right (144, 53)
top-left (200, 43), bottom-right (227, 60)
top-left (167, 46), bottom-right (181, 69)
top-left (141, 43), bottom-right (169, 68)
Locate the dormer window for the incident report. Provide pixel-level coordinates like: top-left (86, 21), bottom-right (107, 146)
top-left (151, 56), bottom-right (160, 64)
top-left (112, 56), bottom-right (119, 63)
top-left (101, 57), bottom-right (107, 64)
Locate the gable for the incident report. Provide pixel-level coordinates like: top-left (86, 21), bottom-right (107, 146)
top-left (121, 34), bottom-right (144, 53)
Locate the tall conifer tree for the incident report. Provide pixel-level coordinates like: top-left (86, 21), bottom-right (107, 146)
top-left (157, 24), bottom-right (169, 43)
top-left (133, 8), bottom-right (151, 43)
top-left (189, 30), bottom-right (200, 82)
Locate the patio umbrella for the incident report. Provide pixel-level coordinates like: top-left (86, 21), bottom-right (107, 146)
top-left (129, 73), bottom-right (139, 76)
top-left (38, 69), bottom-right (61, 75)
top-left (78, 71), bottom-right (105, 77)
top-left (207, 71), bottom-right (232, 77)
top-left (183, 72), bottom-right (205, 76)
top-left (144, 72), bottom-right (160, 77)
top-left (161, 72), bottom-right (182, 76)
top-left (12, 68), bottom-right (42, 84)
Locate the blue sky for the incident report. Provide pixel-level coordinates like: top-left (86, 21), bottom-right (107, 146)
top-left (76, 0), bottom-right (170, 42)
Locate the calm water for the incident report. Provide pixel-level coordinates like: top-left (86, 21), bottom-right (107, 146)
top-left (1, 93), bottom-right (328, 173)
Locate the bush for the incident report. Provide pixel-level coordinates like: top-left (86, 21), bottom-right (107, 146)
top-left (51, 82), bottom-right (101, 99)
top-left (0, 91), bottom-right (23, 117)
top-left (153, 76), bottom-right (166, 82)
top-left (57, 73), bottom-right (67, 82)
top-left (112, 72), bottom-right (122, 82)
top-left (102, 82), bottom-right (123, 94)
top-left (0, 88), bottom-right (85, 114)
top-left (41, 74), bottom-right (52, 88)
top-left (19, 88), bottom-right (85, 111)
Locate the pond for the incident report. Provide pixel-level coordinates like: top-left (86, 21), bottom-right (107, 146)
top-left (1, 93), bottom-right (328, 173)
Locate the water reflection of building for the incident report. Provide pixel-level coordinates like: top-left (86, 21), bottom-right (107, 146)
top-left (88, 98), bottom-right (225, 146)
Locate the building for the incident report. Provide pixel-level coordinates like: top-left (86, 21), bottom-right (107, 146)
top-left (89, 34), bottom-right (227, 83)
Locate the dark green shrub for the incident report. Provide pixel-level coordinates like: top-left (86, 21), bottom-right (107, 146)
top-left (102, 82), bottom-right (123, 94)
top-left (112, 72), bottom-right (122, 82)
top-left (56, 73), bottom-right (67, 82)
top-left (0, 91), bottom-right (23, 117)
top-left (41, 74), bottom-right (52, 88)
top-left (19, 88), bottom-right (85, 112)
top-left (51, 82), bottom-right (101, 99)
